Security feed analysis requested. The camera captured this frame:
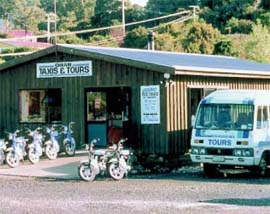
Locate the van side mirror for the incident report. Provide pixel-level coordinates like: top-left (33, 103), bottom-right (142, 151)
top-left (191, 115), bottom-right (196, 127)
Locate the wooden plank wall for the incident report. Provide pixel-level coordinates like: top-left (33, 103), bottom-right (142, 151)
top-left (2, 51), bottom-right (270, 156)
top-left (0, 52), bottom-right (168, 155)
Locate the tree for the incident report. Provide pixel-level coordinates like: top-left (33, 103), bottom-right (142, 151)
top-left (11, 0), bottom-right (46, 33)
top-left (88, 34), bottom-right (119, 47)
top-left (125, 4), bottom-right (146, 31)
top-left (155, 32), bottom-right (183, 51)
top-left (199, 0), bottom-right (255, 33)
top-left (224, 17), bottom-right (253, 34)
top-left (245, 23), bottom-right (270, 63)
top-left (92, 0), bottom-right (123, 28)
top-left (146, 0), bottom-right (199, 16)
top-left (121, 26), bottom-right (148, 49)
top-left (256, 12), bottom-right (270, 27)
top-left (213, 38), bottom-right (238, 57)
top-left (40, 0), bottom-right (96, 32)
top-left (182, 21), bottom-right (221, 54)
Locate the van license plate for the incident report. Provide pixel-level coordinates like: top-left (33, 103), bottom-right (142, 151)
top-left (213, 156), bottom-right (225, 162)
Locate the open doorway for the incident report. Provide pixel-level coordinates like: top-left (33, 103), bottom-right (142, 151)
top-left (187, 87), bottom-right (218, 143)
top-left (85, 87), bottom-right (130, 147)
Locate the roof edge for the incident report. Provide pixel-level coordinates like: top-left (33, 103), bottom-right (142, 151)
top-left (174, 65), bottom-right (270, 79)
top-left (0, 45), bottom-right (57, 71)
top-left (0, 45), bottom-right (175, 74)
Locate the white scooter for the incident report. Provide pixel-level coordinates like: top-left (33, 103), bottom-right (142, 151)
top-left (107, 138), bottom-right (132, 180)
top-left (5, 130), bottom-right (28, 168)
top-left (27, 128), bottom-right (43, 164)
top-left (78, 139), bottom-right (108, 181)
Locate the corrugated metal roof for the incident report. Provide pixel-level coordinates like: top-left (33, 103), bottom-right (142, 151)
top-left (61, 44), bottom-right (270, 73)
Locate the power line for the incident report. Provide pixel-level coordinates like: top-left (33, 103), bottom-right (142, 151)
top-left (0, 10), bottom-right (191, 42)
top-left (86, 14), bottom-right (193, 46)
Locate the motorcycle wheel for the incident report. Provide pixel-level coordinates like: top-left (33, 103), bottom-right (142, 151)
top-left (108, 162), bottom-right (125, 180)
top-left (28, 148), bottom-right (40, 164)
top-left (78, 163), bottom-right (96, 181)
top-left (65, 139), bottom-right (76, 157)
top-left (0, 150), bottom-right (5, 165)
top-left (6, 151), bottom-right (19, 168)
top-left (45, 144), bottom-right (58, 160)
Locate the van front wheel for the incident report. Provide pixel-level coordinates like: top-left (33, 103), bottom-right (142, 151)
top-left (203, 163), bottom-right (219, 178)
top-left (258, 154), bottom-right (269, 177)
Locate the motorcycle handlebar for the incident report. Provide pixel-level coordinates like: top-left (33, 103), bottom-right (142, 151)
top-left (118, 138), bottom-right (128, 145)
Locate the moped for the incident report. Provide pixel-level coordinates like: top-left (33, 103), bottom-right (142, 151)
top-left (78, 138), bottom-right (108, 181)
top-left (0, 139), bottom-right (6, 165)
top-left (107, 138), bottom-right (132, 180)
top-left (53, 122), bottom-right (76, 156)
top-left (26, 127), bottom-right (43, 164)
top-left (5, 130), bottom-right (28, 168)
top-left (43, 126), bottom-right (60, 160)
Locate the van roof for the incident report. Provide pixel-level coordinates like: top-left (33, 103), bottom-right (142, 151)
top-left (201, 90), bottom-right (270, 105)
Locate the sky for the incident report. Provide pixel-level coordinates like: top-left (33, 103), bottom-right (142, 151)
top-left (130, 0), bottom-right (147, 6)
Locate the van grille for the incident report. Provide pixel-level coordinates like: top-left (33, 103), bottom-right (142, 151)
top-left (206, 148), bottom-right (233, 156)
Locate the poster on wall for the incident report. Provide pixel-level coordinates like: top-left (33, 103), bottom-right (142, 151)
top-left (36, 61), bottom-right (92, 78)
top-left (140, 85), bottom-right (160, 124)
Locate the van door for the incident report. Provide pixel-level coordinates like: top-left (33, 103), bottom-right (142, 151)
top-left (254, 106), bottom-right (269, 148)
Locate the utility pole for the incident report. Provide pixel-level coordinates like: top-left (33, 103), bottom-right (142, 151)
top-left (54, 0), bottom-right (57, 44)
top-left (6, 13), bottom-right (13, 32)
top-left (122, 0), bottom-right (125, 35)
top-left (46, 14), bottom-right (51, 43)
top-left (189, 5), bottom-right (199, 20)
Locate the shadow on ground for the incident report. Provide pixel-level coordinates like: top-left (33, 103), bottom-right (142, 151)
top-left (202, 197), bottom-right (270, 206)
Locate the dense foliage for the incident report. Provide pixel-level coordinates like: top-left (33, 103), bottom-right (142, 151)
top-left (1, 0), bottom-right (270, 62)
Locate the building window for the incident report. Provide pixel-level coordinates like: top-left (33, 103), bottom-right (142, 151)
top-left (19, 89), bottom-right (62, 123)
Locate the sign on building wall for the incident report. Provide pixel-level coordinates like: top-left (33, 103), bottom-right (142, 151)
top-left (36, 61), bottom-right (92, 78)
top-left (140, 85), bottom-right (160, 124)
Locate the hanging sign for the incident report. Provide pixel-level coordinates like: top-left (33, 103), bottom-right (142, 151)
top-left (36, 61), bottom-right (92, 78)
top-left (141, 85), bottom-right (160, 124)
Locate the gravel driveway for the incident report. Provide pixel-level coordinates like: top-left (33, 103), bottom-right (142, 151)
top-left (1, 164), bottom-right (270, 214)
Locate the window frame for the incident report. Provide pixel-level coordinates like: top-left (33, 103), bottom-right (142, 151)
top-left (18, 88), bottom-right (62, 124)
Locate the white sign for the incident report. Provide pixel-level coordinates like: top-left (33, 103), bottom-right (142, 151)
top-left (141, 85), bottom-right (160, 124)
top-left (36, 61), bottom-right (92, 78)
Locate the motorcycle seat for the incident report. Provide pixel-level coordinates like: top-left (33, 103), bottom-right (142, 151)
top-left (120, 150), bottom-right (130, 156)
top-left (94, 149), bottom-right (107, 156)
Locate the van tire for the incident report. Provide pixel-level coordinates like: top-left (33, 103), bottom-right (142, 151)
top-left (258, 154), bottom-right (269, 177)
top-left (203, 163), bottom-right (219, 178)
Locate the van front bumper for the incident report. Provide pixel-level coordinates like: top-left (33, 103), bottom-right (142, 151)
top-left (190, 154), bottom-right (256, 166)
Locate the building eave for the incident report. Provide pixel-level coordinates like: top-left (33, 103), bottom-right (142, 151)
top-left (174, 65), bottom-right (270, 79)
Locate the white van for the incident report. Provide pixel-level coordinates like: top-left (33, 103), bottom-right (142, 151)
top-left (190, 90), bottom-right (270, 177)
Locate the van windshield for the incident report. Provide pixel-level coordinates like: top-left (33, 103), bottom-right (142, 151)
top-left (195, 104), bottom-right (254, 130)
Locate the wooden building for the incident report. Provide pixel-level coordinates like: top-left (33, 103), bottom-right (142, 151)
top-left (1, 44), bottom-right (270, 161)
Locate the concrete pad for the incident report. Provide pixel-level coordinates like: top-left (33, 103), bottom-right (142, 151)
top-left (0, 150), bottom-right (88, 179)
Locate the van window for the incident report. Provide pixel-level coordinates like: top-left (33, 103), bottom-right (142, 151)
top-left (195, 104), bottom-right (254, 130)
top-left (256, 106), bottom-right (268, 129)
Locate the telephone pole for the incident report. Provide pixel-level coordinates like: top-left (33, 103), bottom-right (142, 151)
top-left (54, 0), bottom-right (57, 44)
top-left (46, 14), bottom-right (51, 43)
top-left (122, 0), bottom-right (125, 35)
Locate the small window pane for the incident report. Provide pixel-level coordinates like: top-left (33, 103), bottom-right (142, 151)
top-left (19, 89), bottom-right (61, 123)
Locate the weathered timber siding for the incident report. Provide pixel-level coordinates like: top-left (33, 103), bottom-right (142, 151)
top-left (0, 52), bottom-right (168, 155)
top-left (2, 50), bottom-right (270, 156)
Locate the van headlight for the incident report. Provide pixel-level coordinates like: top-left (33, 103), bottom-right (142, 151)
top-left (192, 147), bottom-right (199, 155)
top-left (191, 147), bottom-right (207, 155)
top-left (233, 148), bottom-right (253, 157)
top-left (199, 148), bottom-right (206, 155)
top-left (233, 149), bottom-right (242, 156)
top-left (242, 149), bottom-right (253, 157)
